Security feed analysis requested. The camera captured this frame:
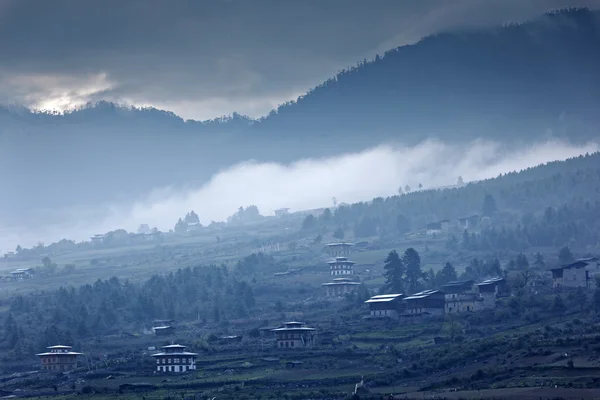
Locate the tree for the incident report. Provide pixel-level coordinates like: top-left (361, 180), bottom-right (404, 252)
top-left (533, 252), bottom-right (545, 269)
top-left (558, 246), bottom-right (574, 264)
top-left (383, 250), bottom-right (405, 293)
top-left (15, 245), bottom-right (22, 253)
top-left (404, 185), bottom-right (411, 193)
top-left (396, 214), bottom-right (411, 234)
top-left (439, 262), bottom-right (458, 285)
top-left (418, 183), bottom-right (423, 190)
top-left (445, 234), bottom-right (459, 250)
top-left (174, 218), bottom-right (187, 233)
top-left (443, 316), bottom-right (463, 341)
top-left (321, 208), bottom-right (332, 222)
top-left (185, 210), bottom-right (200, 225)
top-left (354, 217), bottom-right (378, 237)
top-left (457, 176), bottom-right (464, 185)
top-left (302, 214), bottom-right (317, 230)
top-left (397, 186), bottom-right (404, 195)
top-left (515, 253), bottom-right (529, 270)
top-left (482, 194), bottom-right (497, 217)
top-left (137, 224), bottom-right (150, 234)
top-left (333, 227), bottom-right (345, 240)
top-left (404, 248), bottom-right (423, 294)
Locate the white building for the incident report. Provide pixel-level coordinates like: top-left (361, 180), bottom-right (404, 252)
top-left (151, 344), bottom-right (198, 373)
top-left (325, 243), bottom-right (354, 257)
top-left (322, 278), bottom-right (361, 297)
top-left (11, 268), bottom-right (34, 280)
top-left (327, 257), bottom-right (356, 276)
top-left (364, 294), bottom-right (405, 319)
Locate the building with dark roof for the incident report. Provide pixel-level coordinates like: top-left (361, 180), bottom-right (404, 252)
top-left (476, 277), bottom-right (509, 308)
top-left (403, 290), bottom-right (445, 316)
top-left (272, 322), bottom-right (316, 349)
top-left (441, 280), bottom-right (482, 313)
top-left (151, 344), bottom-right (198, 373)
top-left (458, 215), bottom-right (480, 230)
top-left (36, 345), bottom-right (82, 372)
top-left (365, 293), bottom-right (406, 319)
top-left (551, 261), bottom-right (590, 289)
top-left (153, 325), bottom-right (175, 336)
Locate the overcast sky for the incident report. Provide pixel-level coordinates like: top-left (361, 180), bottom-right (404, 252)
top-left (1, 0), bottom-right (599, 120)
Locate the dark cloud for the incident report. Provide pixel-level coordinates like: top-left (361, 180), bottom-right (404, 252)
top-left (1, 0), bottom-right (599, 119)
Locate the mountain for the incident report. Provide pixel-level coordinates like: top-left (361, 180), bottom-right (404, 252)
top-left (1, 8), bottom-right (599, 224)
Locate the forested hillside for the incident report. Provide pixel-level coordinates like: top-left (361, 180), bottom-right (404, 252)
top-left (1, 8), bottom-right (599, 219)
top-left (306, 152), bottom-right (600, 252)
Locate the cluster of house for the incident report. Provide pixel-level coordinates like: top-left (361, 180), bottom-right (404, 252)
top-left (364, 277), bottom-right (508, 320)
top-left (36, 320), bottom-right (318, 374)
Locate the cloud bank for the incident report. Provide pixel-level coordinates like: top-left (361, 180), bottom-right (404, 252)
top-left (1, 138), bottom-right (597, 253)
top-left (1, 0), bottom-right (599, 119)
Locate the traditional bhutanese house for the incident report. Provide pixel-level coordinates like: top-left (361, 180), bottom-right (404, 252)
top-left (403, 290), bottom-right (445, 317)
top-left (327, 257), bottom-right (356, 276)
top-left (441, 280), bottom-right (482, 313)
top-left (458, 215), bottom-right (480, 230)
top-left (476, 277), bottom-right (508, 308)
top-left (426, 221), bottom-right (442, 232)
top-left (274, 208), bottom-right (290, 217)
top-left (151, 344), bottom-right (198, 373)
top-left (322, 277), bottom-right (361, 297)
top-left (364, 294), bottom-right (405, 319)
top-left (36, 345), bottom-right (82, 372)
top-left (272, 322), bottom-right (316, 349)
top-left (90, 234), bottom-right (105, 245)
top-left (11, 268), bottom-right (34, 281)
top-left (153, 326), bottom-right (175, 336)
top-left (325, 242), bottom-right (354, 257)
top-left (551, 261), bottom-right (590, 290)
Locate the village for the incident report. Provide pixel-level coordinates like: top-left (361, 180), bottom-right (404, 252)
top-left (12, 239), bottom-right (599, 384)
top-left (1, 197), bottom-right (600, 399)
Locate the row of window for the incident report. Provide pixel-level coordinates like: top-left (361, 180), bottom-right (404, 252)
top-left (278, 341), bottom-right (296, 348)
top-left (157, 365), bottom-right (190, 372)
top-left (277, 333), bottom-right (304, 339)
top-left (156, 357), bottom-right (193, 364)
top-left (42, 364), bottom-right (73, 371)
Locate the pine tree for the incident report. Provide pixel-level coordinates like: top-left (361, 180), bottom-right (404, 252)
top-left (383, 250), bottom-right (405, 293)
top-left (482, 194), bottom-right (497, 217)
top-left (439, 262), bottom-right (458, 284)
top-left (558, 246), bottom-right (575, 264)
top-left (404, 248), bottom-right (423, 294)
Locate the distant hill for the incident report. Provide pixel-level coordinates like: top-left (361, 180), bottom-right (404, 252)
top-left (1, 8), bottom-right (599, 220)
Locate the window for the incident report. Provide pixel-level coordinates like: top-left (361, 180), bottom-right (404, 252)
top-left (168, 358), bottom-right (172, 364)
top-left (291, 341), bottom-right (294, 347)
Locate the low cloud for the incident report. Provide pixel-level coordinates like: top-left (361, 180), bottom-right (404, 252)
top-left (1, 138), bottom-right (597, 253)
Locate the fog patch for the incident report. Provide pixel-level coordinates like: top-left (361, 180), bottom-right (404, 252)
top-left (0, 138), bottom-right (597, 252)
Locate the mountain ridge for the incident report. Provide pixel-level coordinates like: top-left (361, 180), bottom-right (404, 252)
top-left (1, 7), bottom-right (599, 220)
